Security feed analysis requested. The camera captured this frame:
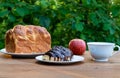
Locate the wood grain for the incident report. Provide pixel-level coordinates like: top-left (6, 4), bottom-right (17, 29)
top-left (0, 51), bottom-right (120, 78)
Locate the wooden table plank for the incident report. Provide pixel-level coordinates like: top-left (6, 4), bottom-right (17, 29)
top-left (0, 51), bottom-right (120, 78)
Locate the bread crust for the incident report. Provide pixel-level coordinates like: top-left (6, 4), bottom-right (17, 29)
top-left (5, 25), bottom-right (51, 53)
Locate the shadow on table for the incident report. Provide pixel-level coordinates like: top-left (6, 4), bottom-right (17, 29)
top-left (11, 55), bottom-right (35, 59)
top-left (1, 54), bottom-right (36, 59)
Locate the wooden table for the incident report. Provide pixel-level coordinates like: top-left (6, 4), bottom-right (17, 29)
top-left (0, 51), bottom-right (120, 78)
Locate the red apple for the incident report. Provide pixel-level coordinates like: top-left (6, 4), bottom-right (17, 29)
top-left (69, 39), bottom-right (86, 55)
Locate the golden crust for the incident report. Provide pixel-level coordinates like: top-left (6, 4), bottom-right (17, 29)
top-left (5, 25), bottom-right (51, 53)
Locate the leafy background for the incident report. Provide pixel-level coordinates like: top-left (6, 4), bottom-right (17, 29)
top-left (0, 0), bottom-right (120, 49)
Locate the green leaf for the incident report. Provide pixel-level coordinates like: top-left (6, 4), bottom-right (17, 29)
top-left (103, 23), bottom-right (110, 31)
top-left (59, 7), bottom-right (69, 15)
top-left (80, 34), bottom-right (86, 40)
top-left (111, 5), bottom-right (120, 17)
top-left (109, 27), bottom-right (115, 35)
top-left (39, 16), bottom-right (51, 27)
top-left (0, 2), bottom-right (14, 8)
top-left (92, 0), bottom-right (97, 5)
top-left (71, 17), bottom-right (77, 29)
top-left (15, 7), bottom-right (29, 17)
top-left (82, 0), bottom-right (91, 5)
top-left (75, 22), bottom-right (84, 32)
top-left (0, 10), bottom-right (9, 17)
top-left (35, 1), bottom-right (40, 5)
top-left (8, 14), bottom-right (16, 22)
top-left (40, 0), bottom-right (49, 8)
top-left (103, 23), bottom-right (115, 35)
top-left (33, 17), bottom-right (39, 25)
top-left (89, 12), bottom-right (99, 26)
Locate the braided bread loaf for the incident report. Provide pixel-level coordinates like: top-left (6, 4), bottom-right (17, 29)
top-left (5, 25), bottom-right (51, 53)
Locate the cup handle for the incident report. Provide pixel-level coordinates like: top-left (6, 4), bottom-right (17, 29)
top-left (112, 45), bottom-right (120, 55)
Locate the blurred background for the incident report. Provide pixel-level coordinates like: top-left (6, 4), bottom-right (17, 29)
top-left (0, 0), bottom-right (120, 49)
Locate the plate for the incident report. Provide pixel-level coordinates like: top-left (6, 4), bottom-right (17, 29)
top-left (35, 55), bottom-right (84, 64)
top-left (0, 48), bottom-right (44, 58)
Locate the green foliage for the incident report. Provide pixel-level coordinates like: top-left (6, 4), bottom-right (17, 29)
top-left (0, 0), bottom-right (120, 49)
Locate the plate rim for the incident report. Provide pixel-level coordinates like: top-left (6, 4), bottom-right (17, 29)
top-left (0, 48), bottom-right (45, 56)
top-left (35, 55), bottom-right (84, 64)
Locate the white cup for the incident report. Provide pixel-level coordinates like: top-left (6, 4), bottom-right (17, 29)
top-left (87, 42), bottom-right (120, 62)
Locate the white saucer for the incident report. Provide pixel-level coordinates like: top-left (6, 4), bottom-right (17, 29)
top-left (0, 48), bottom-right (44, 58)
top-left (35, 55), bottom-right (84, 64)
